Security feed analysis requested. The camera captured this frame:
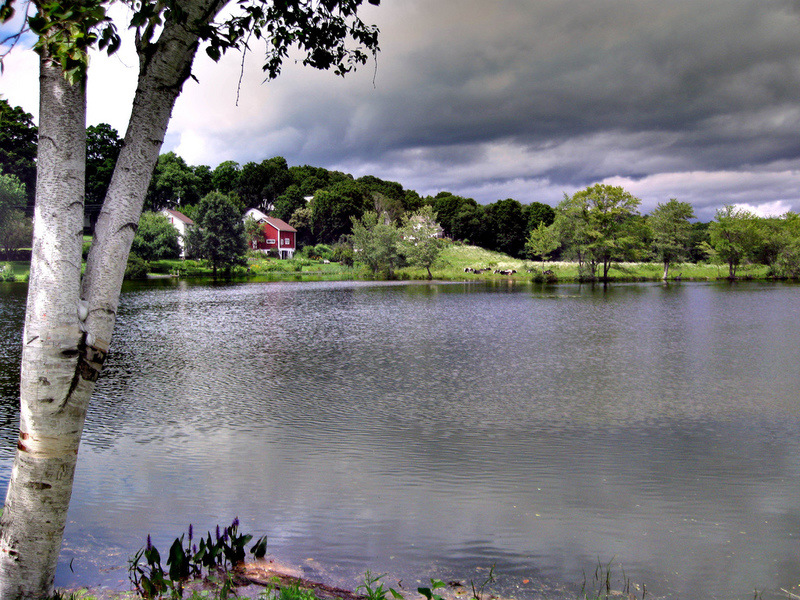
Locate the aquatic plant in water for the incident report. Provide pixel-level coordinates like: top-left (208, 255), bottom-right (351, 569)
top-left (128, 518), bottom-right (267, 599)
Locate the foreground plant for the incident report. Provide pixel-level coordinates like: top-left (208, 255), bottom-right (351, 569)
top-left (356, 570), bottom-right (404, 600)
top-left (128, 519), bottom-right (267, 599)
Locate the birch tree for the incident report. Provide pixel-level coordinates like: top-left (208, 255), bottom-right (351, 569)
top-left (0, 0), bottom-right (380, 597)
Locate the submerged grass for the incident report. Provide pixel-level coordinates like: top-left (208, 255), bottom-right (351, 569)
top-left (579, 559), bottom-right (646, 600)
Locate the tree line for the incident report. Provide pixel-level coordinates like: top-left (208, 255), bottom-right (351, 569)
top-left (3, 100), bottom-right (800, 281)
top-left (533, 184), bottom-right (800, 280)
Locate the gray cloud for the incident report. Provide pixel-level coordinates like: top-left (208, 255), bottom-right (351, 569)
top-left (9, 0), bottom-right (799, 216)
top-left (165, 0), bottom-right (800, 215)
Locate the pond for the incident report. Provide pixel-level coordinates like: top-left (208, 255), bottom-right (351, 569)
top-left (1, 279), bottom-right (799, 600)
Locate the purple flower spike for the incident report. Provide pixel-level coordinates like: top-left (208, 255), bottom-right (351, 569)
top-left (146, 535), bottom-right (152, 551)
top-left (188, 524), bottom-right (193, 541)
top-left (216, 525), bottom-right (220, 541)
top-left (232, 517), bottom-right (239, 529)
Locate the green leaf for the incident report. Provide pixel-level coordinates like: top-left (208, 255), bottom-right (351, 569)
top-left (250, 535), bottom-right (268, 558)
top-left (27, 15), bottom-right (48, 34)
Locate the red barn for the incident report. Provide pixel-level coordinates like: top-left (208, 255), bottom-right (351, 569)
top-left (244, 208), bottom-right (297, 259)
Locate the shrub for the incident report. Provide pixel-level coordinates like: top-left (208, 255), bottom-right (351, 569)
top-left (0, 263), bottom-right (15, 282)
top-left (124, 253), bottom-right (149, 280)
top-left (332, 242), bottom-right (354, 266)
top-left (132, 212), bottom-right (181, 260)
top-left (312, 244), bottom-right (334, 260)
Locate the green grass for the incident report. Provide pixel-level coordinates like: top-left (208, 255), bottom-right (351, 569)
top-left (394, 243), bottom-right (775, 282)
top-left (0, 245), bottom-right (780, 287)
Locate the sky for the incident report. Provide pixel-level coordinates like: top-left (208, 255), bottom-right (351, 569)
top-left (4, 0), bottom-right (800, 220)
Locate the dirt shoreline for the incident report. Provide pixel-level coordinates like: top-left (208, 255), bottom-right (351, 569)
top-left (58, 559), bottom-right (568, 600)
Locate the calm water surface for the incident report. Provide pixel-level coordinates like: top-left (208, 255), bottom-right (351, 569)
top-left (1, 280), bottom-right (799, 600)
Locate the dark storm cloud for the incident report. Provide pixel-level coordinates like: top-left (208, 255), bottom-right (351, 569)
top-left (169, 0), bottom-right (800, 213)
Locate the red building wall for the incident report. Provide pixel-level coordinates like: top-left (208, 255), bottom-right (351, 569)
top-left (253, 222), bottom-right (295, 254)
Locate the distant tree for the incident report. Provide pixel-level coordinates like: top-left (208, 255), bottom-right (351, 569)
top-left (297, 173), bottom-right (329, 196)
top-left (403, 189), bottom-right (424, 213)
top-left (399, 206), bottom-right (446, 279)
top-left (193, 165), bottom-right (215, 199)
top-left (484, 198), bottom-right (528, 257)
top-left (708, 205), bottom-right (763, 278)
top-left (523, 201), bottom-right (556, 231)
top-left (145, 152), bottom-right (201, 210)
top-left (358, 175), bottom-right (404, 201)
top-left (272, 184), bottom-right (307, 221)
top-left (552, 193), bottom-right (594, 277)
top-left (212, 161), bottom-right (241, 195)
top-left (371, 191), bottom-right (405, 223)
top-left (525, 221), bottom-right (559, 274)
top-left (186, 192), bottom-right (248, 277)
top-left (236, 156), bottom-right (291, 209)
top-left (310, 180), bottom-right (369, 243)
top-left (688, 222), bottom-right (711, 262)
top-left (123, 252), bottom-right (150, 280)
top-left (774, 212), bottom-right (800, 278)
top-left (554, 184), bottom-right (642, 279)
top-left (0, 212), bottom-right (32, 259)
top-left (260, 156), bottom-right (292, 206)
top-left (748, 214), bottom-right (800, 273)
top-left (130, 212), bottom-right (181, 260)
top-left (85, 123), bottom-right (123, 211)
top-left (430, 193), bottom-right (482, 241)
top-left (452, 202), bottom-right (485, 245)
top-left (350, 211), bottom-right (401, 278)
top-left (358, 175), bottom-right (407, 221)
top-left (649, 199), bottom-right (695, 279)
top-left (0, 99), bottom-right (37, 206)
top-left (0, 172), bottom-right (31, 257)
top-left (289, 205), bottom-right (314, 247)
top-left (289, 165), bottom-right (351, 196)
top-left (234, 162), bottom-right (265, 208)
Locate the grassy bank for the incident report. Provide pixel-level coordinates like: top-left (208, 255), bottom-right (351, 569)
top-left (2, 245), bottom-right (781, 285)
top-left (399, 244), bottom-right (773, 282)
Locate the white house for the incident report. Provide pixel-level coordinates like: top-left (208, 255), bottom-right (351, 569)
top-left (161, 208), bottom-right (194, 258)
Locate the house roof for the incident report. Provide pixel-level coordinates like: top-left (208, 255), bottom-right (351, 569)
top-left (243, 209), bottom-right (296, 232)
top-left (162, 208), bottom-right (194, 225)
top-left (244, 207), bottom-right (270, 222)
top-left (264, 216), bottom-right (297, 233)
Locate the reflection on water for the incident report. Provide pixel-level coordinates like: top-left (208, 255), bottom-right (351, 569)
top-left (1, 280), bottom-right (799, 599)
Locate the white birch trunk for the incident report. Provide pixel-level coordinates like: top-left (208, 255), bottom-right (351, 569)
top-left (0, 52), bottom-right (92, 599)
top-left (0, 2), bottom-right (225, 596)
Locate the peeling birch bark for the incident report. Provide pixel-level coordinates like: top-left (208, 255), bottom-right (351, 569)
top-left (0, 52), bottom-right (90, 599)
